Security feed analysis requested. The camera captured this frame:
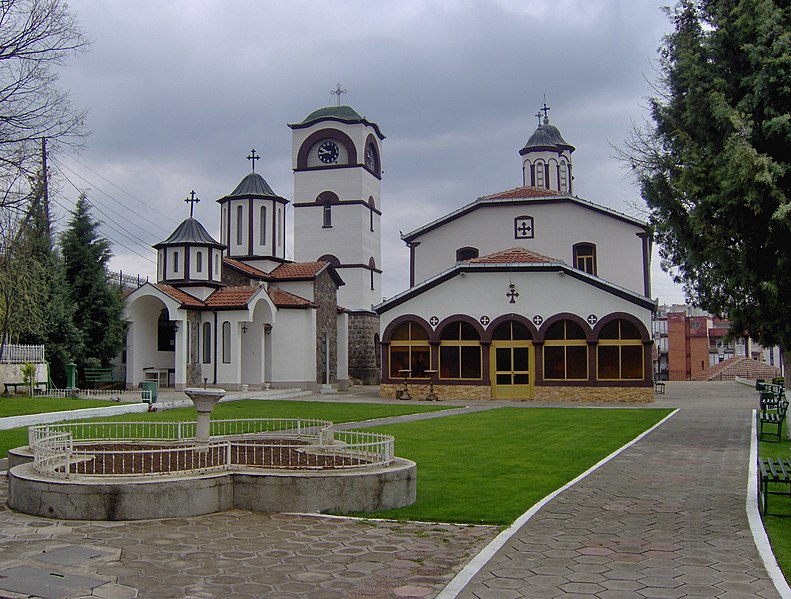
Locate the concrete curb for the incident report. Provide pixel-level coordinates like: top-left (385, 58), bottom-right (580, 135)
top-left (748, 409), bottom-right (791, 598)
top-left (435, 407), bottom-right (681, 599)
top-left (0, 404), bottom-right (152, 430)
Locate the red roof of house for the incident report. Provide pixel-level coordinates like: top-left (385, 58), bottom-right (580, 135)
top-left (468, 247), bottom-right (560, 264)
top-left (481, 186), bottom-right (565, 200)
top-left (205, 286), bottom-right (259, 308)
top-left (154, 284), bottom-right (205, 308)
top-left (270, 261), bottom-right (327, 280)
top-left (223, 258), bottom-right (271, 279)
top-left (267, 287), bottom-right (314, 308)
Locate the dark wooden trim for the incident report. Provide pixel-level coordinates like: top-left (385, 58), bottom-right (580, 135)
top-left (535, 312), bottom-right (594, 343)
top-left (483, 314), bottom-right (539, 344)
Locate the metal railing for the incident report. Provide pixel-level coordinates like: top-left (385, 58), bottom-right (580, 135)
top-left (0, 344), bottom-right (45, 364)
top-left (37, 388), bottom-right (152, 401)
top-left (27, 418), bottom-right (395, 478)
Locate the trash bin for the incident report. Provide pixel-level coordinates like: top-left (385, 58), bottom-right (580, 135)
top-left (141, 381), bottom-right (158, 403)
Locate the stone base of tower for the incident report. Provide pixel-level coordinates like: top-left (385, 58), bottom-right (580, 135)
top-left (348, 311), bottom-right (381, 385)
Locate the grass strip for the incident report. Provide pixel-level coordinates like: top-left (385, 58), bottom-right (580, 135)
top-left (0, 396), bottom-right (117, 418)
top-left (358, 407), bottom-right (673, 525)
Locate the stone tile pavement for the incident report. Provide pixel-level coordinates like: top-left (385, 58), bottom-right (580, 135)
top-left (0, 381), bottom-right (785, 598)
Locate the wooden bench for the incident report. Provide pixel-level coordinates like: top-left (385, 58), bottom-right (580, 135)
top-left (759, 399), bottom-right (789, 443)
top-left (759, 457), bottom-right (791, 515)
top-left (4, 381), bottom-right (48, 395)
top-left (84, 367), bottom-right (116, 389)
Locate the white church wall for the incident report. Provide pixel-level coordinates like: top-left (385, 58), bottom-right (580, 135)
top-left (188, 247), bottom-right (210, 281)
top-left (215, 316), bottom-right (243, 388)
top-left (380, 270), bottom-right (652, 337)
top-left (270, 310), bottom-right (317, 388)
top-left (411, 202), bottom-right (646, 294)
top-left (273, 281), bottom-right (314, 302)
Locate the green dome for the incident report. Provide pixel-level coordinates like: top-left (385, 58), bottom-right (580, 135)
top-left (288, 104), bottom-right (385, 139)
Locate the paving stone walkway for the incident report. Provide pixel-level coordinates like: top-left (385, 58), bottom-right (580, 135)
top-left (0, 382), bottom-right (783, 598)
top-left (456, 382), bottom-right (782, 599)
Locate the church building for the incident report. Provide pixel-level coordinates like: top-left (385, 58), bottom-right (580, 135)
top-left (375, 107), bottom-right (657, 402)
top-left (123, 102), bottom-right (384, 391)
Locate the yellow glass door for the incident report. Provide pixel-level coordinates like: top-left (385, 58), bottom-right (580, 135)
top-left (490, 342), bottom-right (533, 399)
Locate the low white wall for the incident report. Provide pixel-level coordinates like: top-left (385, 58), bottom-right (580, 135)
top-left (1, 363), bottom-right (48, 388)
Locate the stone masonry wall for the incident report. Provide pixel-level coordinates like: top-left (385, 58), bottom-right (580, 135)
top-left (314, 271), bottom-right (338, 385)
top-left (349, 312), bottom-right (380, 385)
top-left (380, 383), bottom-right (653, 403)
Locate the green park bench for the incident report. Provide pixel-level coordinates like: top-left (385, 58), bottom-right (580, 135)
top-left (83, 367), bottom-right (117, 389)
top-left (758, 399), bottom-right (788, 443)
top-left (3, 381), bottom-right (48, 395)
top-left (759, 457), bottom-right (791, 516)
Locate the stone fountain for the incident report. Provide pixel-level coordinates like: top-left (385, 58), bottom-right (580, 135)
top-left (184, 387), bottom-right (226, 450)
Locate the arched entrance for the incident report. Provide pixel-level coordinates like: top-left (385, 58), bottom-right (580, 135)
top-left (490, 320), bottom-right (534, 399)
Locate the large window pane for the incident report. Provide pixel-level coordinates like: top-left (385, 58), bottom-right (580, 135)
top-left (567, 346), bottom-right (588, 379)
top-left (461, 346), bottom-right (482, 378)
top-left (412, 347), bottom-right (430, 377)
top-left (390, 347), bottom-right (409, 377)
top-left (597, 346), bottom-right (620, 379)
top-left (513, 347), bottom-right (529, 371)
top-left (544, 346), bottom-right (565, 379)
top-left (621, 345), bottom-right (644, 379)
top-left (440, 346), bottom-right (460, 379)
top-left (496, 347), bottom-right (511, 372)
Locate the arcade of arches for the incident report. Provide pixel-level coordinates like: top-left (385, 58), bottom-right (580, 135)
top-left (381, 314), bottom-right (653, 402)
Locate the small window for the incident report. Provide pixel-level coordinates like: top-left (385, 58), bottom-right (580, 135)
top-left (236, 205), bottom-right (243, 245)
top-left (173, 251), bottom-right (179, 274)
top-left (196, 251), bottom-right (203, 273)
top-left (456, 247), bottom-right (479, 262)
top-left (559, 161), bottom-right (568, 192)
top-left (573, 243), bottom-right (597, 275)
top-left (323, 202), bottom-right (332, 227)
top-left (203, 322), bottom-right (211, 364)
top-left (277, 208), bottom-right (282, 247)
top-left (214, 253), bottom-right (219, 277)
top-left (535, 161), bottom-right (545, 188)
top-left (260, 205), bottom-right (267, 245)
top-left (369, 257), bottom-right (376, 290)
top-left (368, 197), bottom-right (376, 232)
top-left (222, 321), bottom-right (231, 364)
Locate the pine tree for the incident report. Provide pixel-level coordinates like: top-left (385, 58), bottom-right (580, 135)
top-left (622, 0), bottom-right (790, 373)
top-left (60, 194), bottom-right (124, 379)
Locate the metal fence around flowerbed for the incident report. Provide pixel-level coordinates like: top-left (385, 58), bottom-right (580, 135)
top-left (27, 418), bottom-right (395, 478)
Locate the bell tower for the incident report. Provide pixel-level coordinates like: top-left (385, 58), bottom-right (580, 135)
top-left (290, 94), bottom-right (385, 384)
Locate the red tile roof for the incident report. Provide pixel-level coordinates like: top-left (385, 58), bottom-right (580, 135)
top-left (468, 247), bottom-right (560, 264)
top-left (223, 258), bottom-right (271, 279)
top-left (205, 286), bottom-right (259, 308)
top-left (154, 284), bottom-right (205, 308)
top-left (481, 186), bottom-right (565, 200)
top-left (267, 287), bottom-right (314, 308)
top-left (270, 261), bottom-right (328, 280)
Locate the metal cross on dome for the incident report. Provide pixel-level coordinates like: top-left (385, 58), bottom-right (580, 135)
top-left (540, 96), bottom-right (551, 123)
top-left (331, 83), bottom-right (347, 106)
top-left (184, 190), bottom-right (200, 218)
top-left (247, 148), bottom-right (260, 173)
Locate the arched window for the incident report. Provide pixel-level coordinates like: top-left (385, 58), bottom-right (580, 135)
top-left (456, 247), bottom-right (479, 262)
top-left (323, 201), bottom-right (332, 227)
top-left (260, 205), bottom-right (267, 245)
top-left (597, 319), bottom-right (644, 380)
top-left (439, 321), bottom-right (481, 380)
top-left (388, 321), bottom-right (430, 379)
top-left (543, 320), bottom-right (588, 380)
top-left (157, 309), bottom-right (175, 351)
top-left (573, 243), bottom-right (597, 275)
top-left (196, 251), bottom-right (203, 273)
top-left (236, 205), bottom-right (244, 245)
top-left (535, 161), bottom-right (545, 188)
top-left (368, 197), bottom-right (375, 232)
top-left (277, 207), bottom-right (282, 247)
top-left (222, 321), bottom-right (231, 364)
top-left (369, 257), bottom-right (376, 290)
top-left (214, 253), bottom-right (219, 278)
top-left (559, 161), bottom-right (568, 192)
top-left (173, 251), bottom-right (179, 274)
top-left (202, 322), bottom-right (212, 364)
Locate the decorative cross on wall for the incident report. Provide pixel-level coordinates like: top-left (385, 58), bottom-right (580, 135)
top-left (184, 190), bottom-right (200, 218)
top-left (247, 148), bottom-right (260, 172)
top-left (480, 315), bottom-right (490, 326)
top-left (587, 314), bottom-right (598, 325)
top-left (331, 83), bottom-right (347, 106)
top-left (506, 283), bottom-right (519, 304)
top-left (514, 216), bottom-right (534, 239)
top-left (533, 315), bottom-right (543, 325)
top-left (517, 221), bottom-right (531, 236)
top-left (429, 316), bottom-right (439, 327)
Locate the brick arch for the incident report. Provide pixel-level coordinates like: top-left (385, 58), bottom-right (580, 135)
top-left (381, 315), bottom-right (433, 345)
top-left (535, 312), bottom-right (593, 343)
top-left (482, 314), bottom-right (538, 344)
top-left (296, 128), bottom-right (358, 169)
top-left (434, 314), bottom-right (485, 344)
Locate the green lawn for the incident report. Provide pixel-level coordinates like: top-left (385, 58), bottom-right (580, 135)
top-left (359, 407), bottom-right (673, 525)
top-left (0, 396), bottom-right (117, 418)
top-left (0, 399), bottom-right (450, 458)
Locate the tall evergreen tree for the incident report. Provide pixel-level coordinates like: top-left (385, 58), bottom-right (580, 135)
top-left (622, 0), bottom-right (790, 372)
top-left (60, 194), bottom-right (124, 377)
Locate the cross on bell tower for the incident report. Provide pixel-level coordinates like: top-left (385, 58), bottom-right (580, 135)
top-left (184, 190), bottom-right (200, 217)
top-left (331, 83), bottom-right (347, 106)
top-left (247, 148), bottom-right (260, 172)
top-left (540, 97), bottom-right (551, 124)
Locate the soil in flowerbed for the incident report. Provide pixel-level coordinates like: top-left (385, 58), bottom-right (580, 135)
top-left (63, 439), bottom-right (368, 475)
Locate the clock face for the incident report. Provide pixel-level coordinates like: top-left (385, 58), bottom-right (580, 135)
top-left (317, 140), bottom-right (339, 164)
top-left (365, 144), bottom-right (376, 171)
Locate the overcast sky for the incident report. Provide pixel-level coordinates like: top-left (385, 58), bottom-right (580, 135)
top-left (50, 0), bottom-right (687, 305)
